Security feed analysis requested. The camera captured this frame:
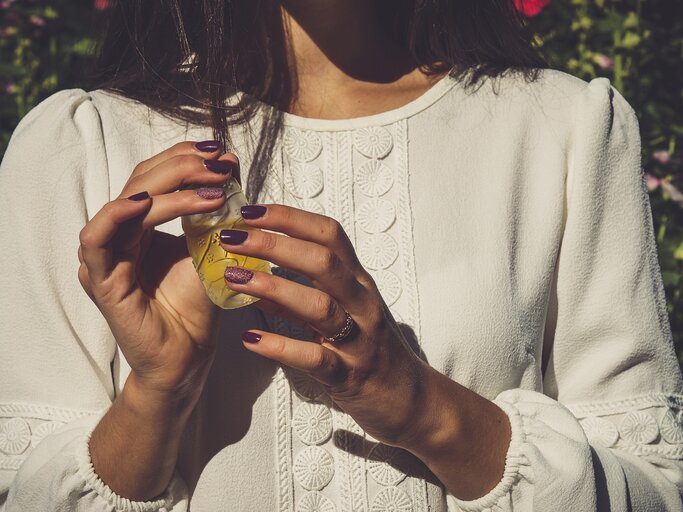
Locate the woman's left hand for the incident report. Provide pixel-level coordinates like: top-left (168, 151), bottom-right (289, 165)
top-left (218, 203), bottom-right (431, 448)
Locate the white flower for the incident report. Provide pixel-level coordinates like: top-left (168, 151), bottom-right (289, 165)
top-left (371, 270), bottom-right (402, 306)
top-left (293, 446), bottom-right (335, 491)
top-left (660, 409), bottom-right (683, 444)
top-left (284, 129), bottom-right (323, 162)
top-left (301, 198), bottom-right (325, 215)
top-left (370, 487), bottom-right (412, 512)
top-left (293, 402), bottom-right (333, 446)
top-left (356, 198), bottom-right (396, 234)
top-left (619, 411), bottom-right (659, 444)
top-left (368, 444), bottom-right (408, 486)
top-left (0, 418), bottom-right (31, 455)
top-left (355, 160), bottom-right (394, 197)
top-left (285, 163), bottom-right (324, 198)
top-left (358, 233), bottom-right (399, 270)
top-left (353, 126), bottom-right (393, 159)
top-left (296, 491), bottom-right (336, 512)
top-left (580, 417), bottom-right (619, 447)
top-left (31, 421), bottom-right (64, 449)
top-left (286, 368), bottom-right (326, 401)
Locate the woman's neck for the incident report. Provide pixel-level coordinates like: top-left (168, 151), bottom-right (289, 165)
top-left (279, 0), bottom-right (447, 120)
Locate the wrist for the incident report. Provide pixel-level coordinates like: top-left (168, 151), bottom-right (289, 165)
top-left (124, 370), bottom-right (206, 420)
top-left (397, 364), bottom-right (512, 501)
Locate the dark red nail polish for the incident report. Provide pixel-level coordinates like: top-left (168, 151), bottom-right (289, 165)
top-left (220, 229), bottom-right (248, 245)
top-left (127, 191), bottom-right (149, 201)
top-left (204, 159), bottom-right (235, 174)
top-left (241, 205), bottom-right (267, 219)
top-left (242, 331), bottom-right (262, 343)
top-left (195, 140), bottom-right (222, 152)
top-left (224, 266), bottom-right (254, 284)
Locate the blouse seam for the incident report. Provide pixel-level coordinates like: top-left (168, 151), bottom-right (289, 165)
top-left (566, 393), bottom-right (683, 418)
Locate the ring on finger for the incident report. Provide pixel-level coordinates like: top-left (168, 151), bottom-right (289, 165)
top-left (322, 310), bottom-right (357, 344)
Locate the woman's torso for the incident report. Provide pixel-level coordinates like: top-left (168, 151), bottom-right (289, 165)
top-left (91, 68), bottom-right (580, 510)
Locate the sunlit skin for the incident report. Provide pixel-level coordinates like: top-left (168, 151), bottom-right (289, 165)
top-left (81, 0), bottom-right (511, 503)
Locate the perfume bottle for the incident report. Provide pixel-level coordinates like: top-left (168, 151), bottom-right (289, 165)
top-left (181, 177), bottom-right (271, 309)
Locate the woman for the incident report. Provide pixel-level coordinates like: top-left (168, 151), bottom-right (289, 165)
top-left (0, 0), bottom-right (681, 510)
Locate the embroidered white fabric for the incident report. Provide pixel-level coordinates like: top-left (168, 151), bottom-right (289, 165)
top-left (1, 69), bottom-right (681, 511)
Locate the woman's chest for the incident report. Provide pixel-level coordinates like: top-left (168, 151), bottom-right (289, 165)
top-left (253, 120), bottom-right (567, 397)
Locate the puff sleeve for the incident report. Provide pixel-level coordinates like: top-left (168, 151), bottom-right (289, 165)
top-left (0, 90), bottom-right (188, 511)
top-left (448, 78), bottom-right (683, 511)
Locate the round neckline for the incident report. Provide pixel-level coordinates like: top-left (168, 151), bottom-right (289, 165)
top-left (257, 67), bottom-right (463, 132)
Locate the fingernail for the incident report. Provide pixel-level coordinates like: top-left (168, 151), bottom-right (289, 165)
top-left (242, 331), bottom-right (262, 343)
top-left (197, 187), bottom-right (224, 199)
top-left (204, 159), bottom-right (235, 174)
top-left (224, 266), bottom-right (254, 284)
top-left (241, 205), bottom-right (267, 219)
top-left (127, 191), bottom-right (149, 201)
top-left (220, 229), bottom-right (248, 245)
top-left (195, 140), bottom-right (222, 152)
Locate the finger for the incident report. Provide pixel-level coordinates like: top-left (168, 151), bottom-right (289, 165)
top-left (79, 194), bottom-right (152, 283)
top-left (224, 267), bottom-right (349, 340)
top-left (131, 188), bottom-right (227, 229)
top-left (239, 204), bottom-right (366, 276)
top-left (120, 153), bottom-right (237, 200)
top-left (132, 140), bottom-right (224, 176)
top-left (240, 329), bottom-right (344, 386)
top-left (218, 228), bottom-right (371, 314)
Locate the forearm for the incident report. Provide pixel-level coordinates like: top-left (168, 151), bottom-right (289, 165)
top-left (89, 373), bottom-right (204, 501)
top-left (399, 362), bottom-right (512, 502)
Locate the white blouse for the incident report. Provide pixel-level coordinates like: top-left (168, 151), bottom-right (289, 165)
top-left (1, 68), bottom-right (682, 511)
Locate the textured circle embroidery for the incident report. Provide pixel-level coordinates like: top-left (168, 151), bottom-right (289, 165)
top-left (293, 446), bottom-right (335, 491)
top-left (370, 487), bottom-right (413, 512)
top-left (355, 160), bottom-right (394, 197)
top-left (284, 129), bottom-right (323, 162)
top-left (287, 369), bottom-right (326, 401)
top-left (30, 421), bottom-right (64, 449)
top-left (368, 444), bottom-right (408, 486)
top-left (372, 270), bottom-right (402, 306)
top-left (285, 163), bottom-right (324, 198)
top-left (619, 411), bottom-right (659, 444)
top-left (0, 418), bottom-right (31, 455)
top-left (301, 198), bottom-right (325, 215)
top-left (359, 233), bottom-right (399, 270)
top-left (353, 126), bottom-right (393, 159)
top-left (580, 417), bottom-right (619, 448)
top-left (356, 198), bottom-right (396, 234)
top-left (296, 491), bottom-right (336, 512)
top-left (293, 402), bottom-right (333, 446)
top-left (660, 409), bottom-right (683, 444)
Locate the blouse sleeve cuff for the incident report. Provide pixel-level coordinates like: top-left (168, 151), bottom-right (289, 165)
top-left (74, 410), bottom-right (187, 512)
top-left (446, 394), bottom-right (529, 512)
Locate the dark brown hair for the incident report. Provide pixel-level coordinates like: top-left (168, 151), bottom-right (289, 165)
top-left (90, 0), bottom-right (548, 202)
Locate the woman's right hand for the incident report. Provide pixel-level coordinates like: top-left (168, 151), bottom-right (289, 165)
top-left (77, 141), bottom-right (238, 399)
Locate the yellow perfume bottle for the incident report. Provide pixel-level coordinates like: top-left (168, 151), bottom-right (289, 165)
top-left (181, 177), bottom-right (271, 309)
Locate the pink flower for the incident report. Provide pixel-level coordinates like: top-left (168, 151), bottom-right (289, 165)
top-left (653, 150), bottom-right (671, 166)
top-left (514, 0), bottom-right (551, 17)
top-left (94, 0), bottom-right (110, 10)
top-left (661, 181), bottom-right (683, 204)
top-left (645, 173), bottom-right (662, 191)
top-left (0, 0), bottom-right (15, 9)
top-left (29, 15), bottom-right (46, 27)
top-left (593, 54), bottom-right (614, 70)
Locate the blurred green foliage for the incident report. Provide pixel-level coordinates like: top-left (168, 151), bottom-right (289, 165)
top-left (1, 0), bottom-right (682, 361)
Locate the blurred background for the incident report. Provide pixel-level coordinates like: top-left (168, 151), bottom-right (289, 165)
top-left (1, 0), bottom-right (681, 363)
